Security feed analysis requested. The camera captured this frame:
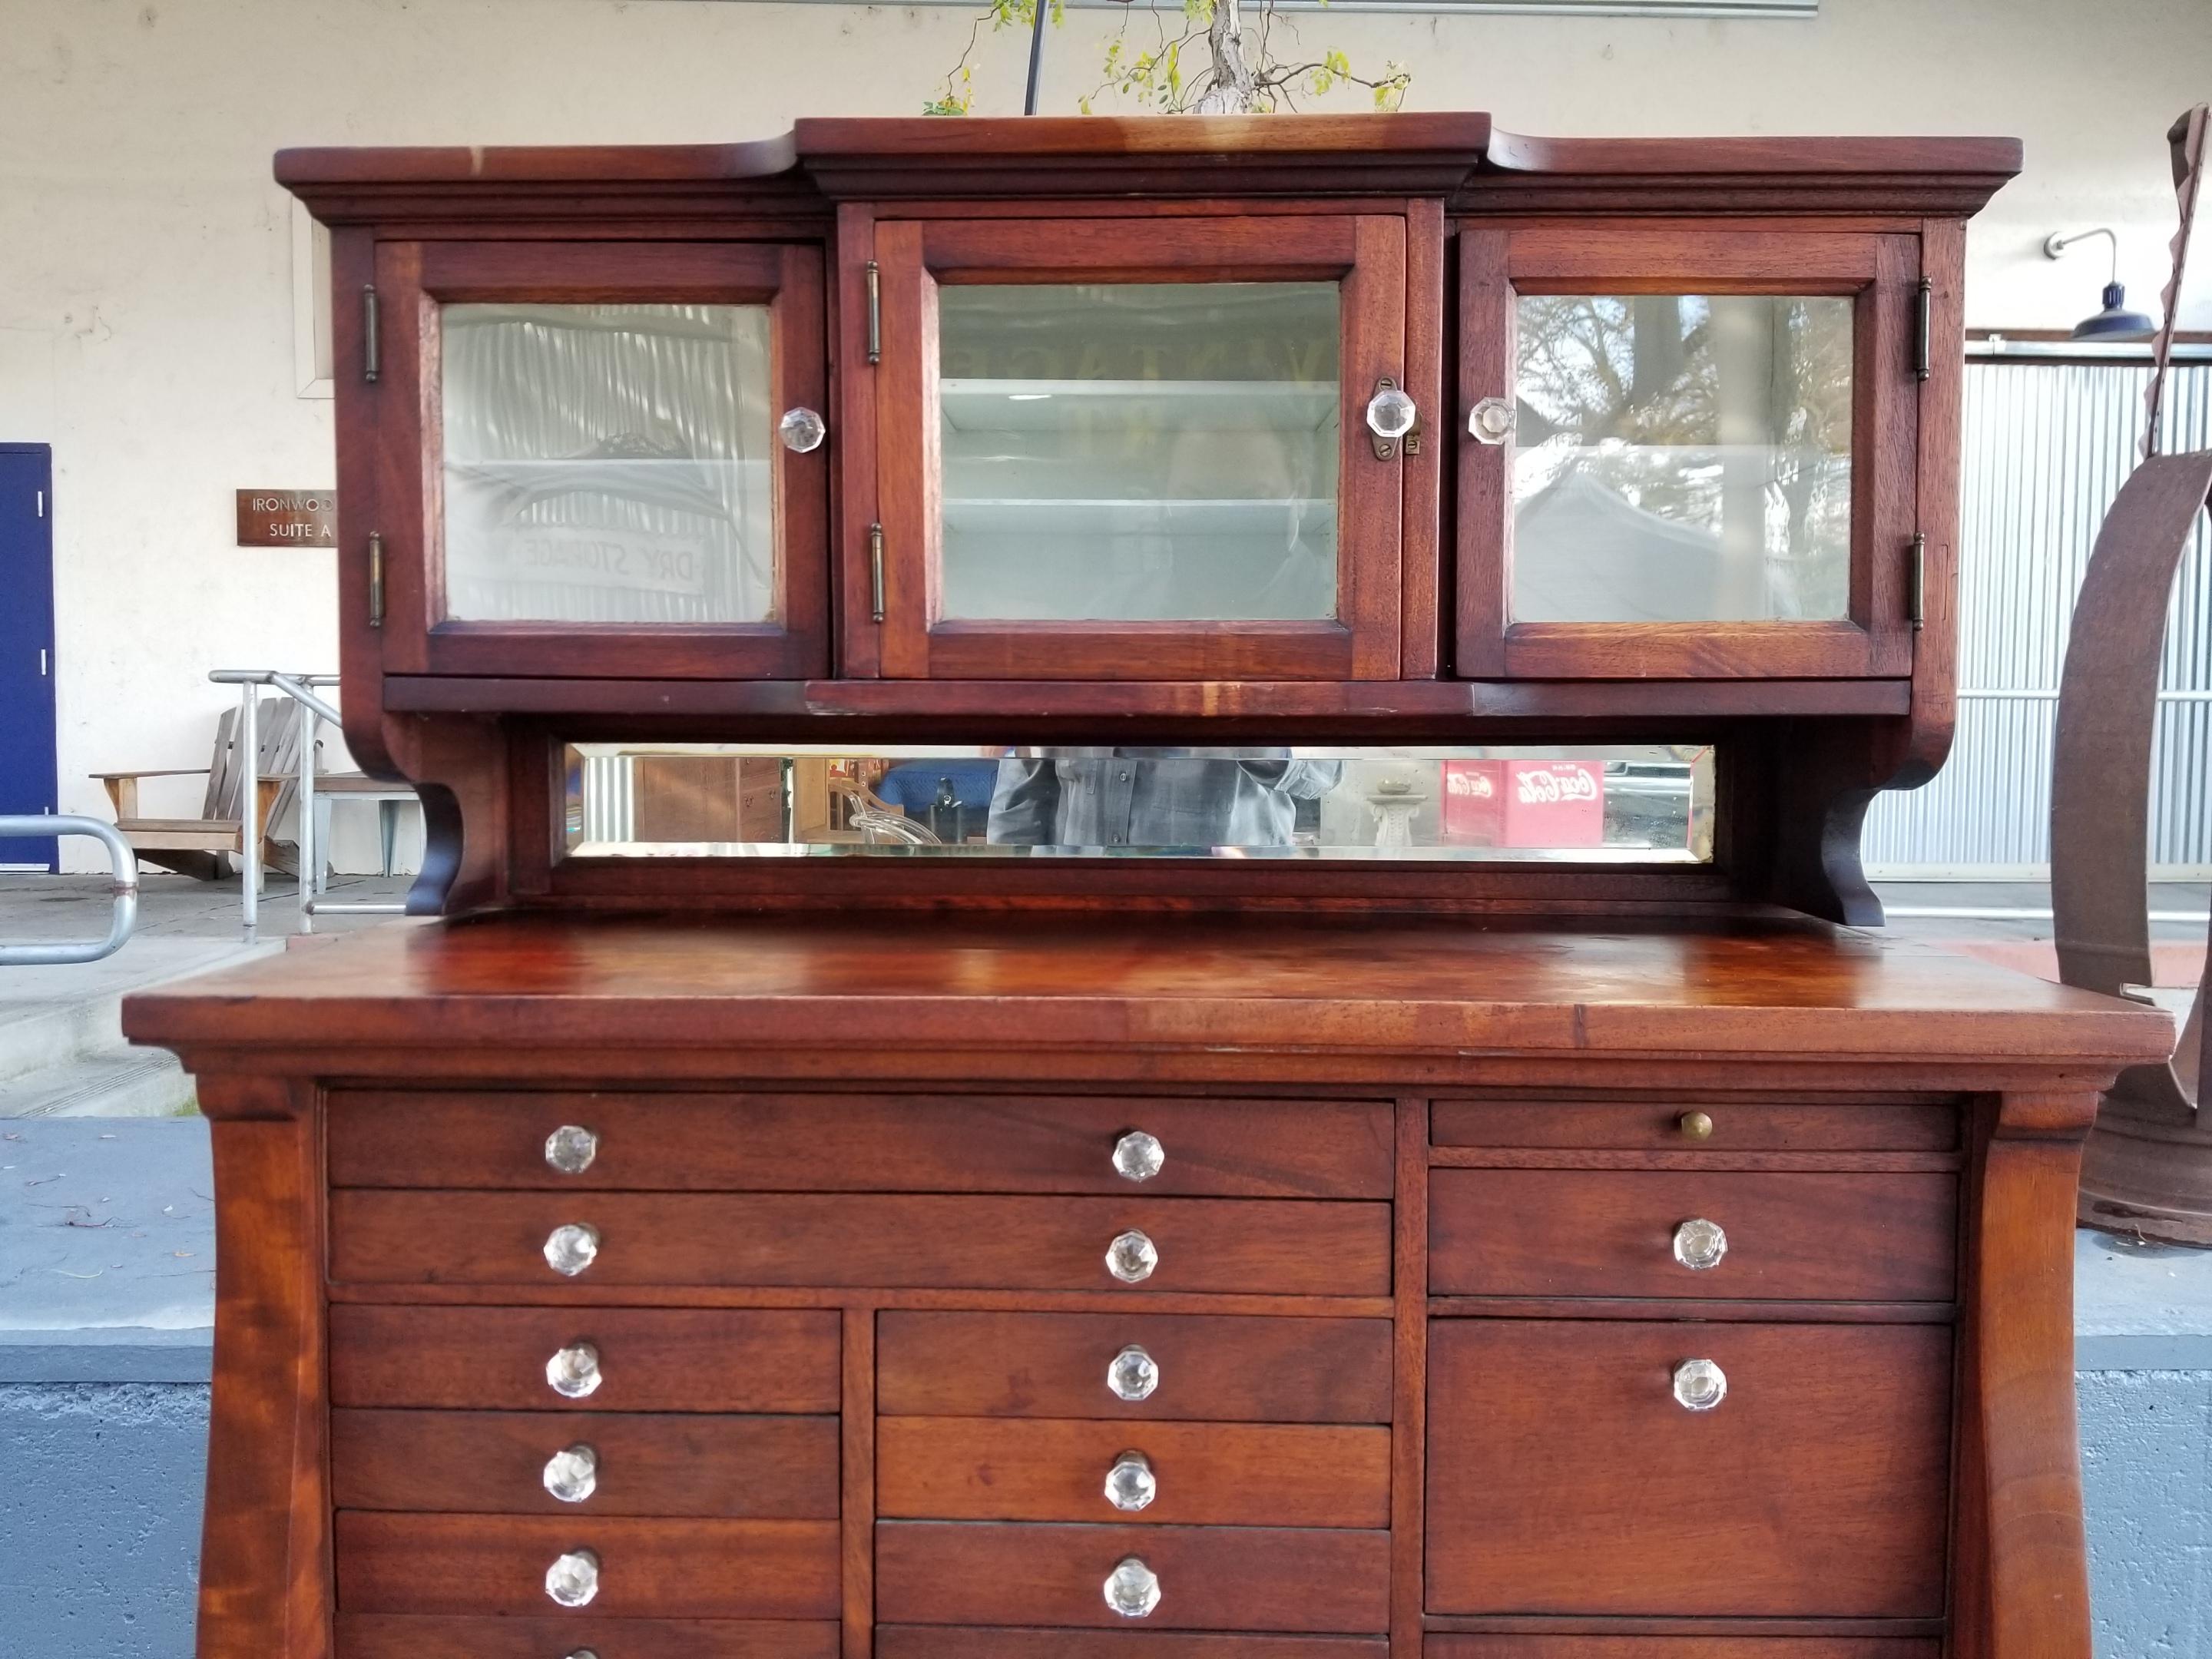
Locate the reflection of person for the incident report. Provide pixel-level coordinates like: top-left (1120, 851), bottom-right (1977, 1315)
top-left (988, 750), bottom-right (1343, 849)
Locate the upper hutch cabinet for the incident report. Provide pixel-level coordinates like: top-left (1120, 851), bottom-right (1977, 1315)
top-left (367, 238), bottom-right (830, 679)
top-left (863, 214), bottom-right (1409, 680)
top-left (1455, 224), bottom-right (1922, 680)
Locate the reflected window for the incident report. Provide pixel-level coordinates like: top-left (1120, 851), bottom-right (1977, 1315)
top-left (937, 283), bottom-right (1340, 622)
top-left (441, 303), bottom-right (776, 625)
top-left (562, 745), bottom-right (1716, 864)
top-left (1512, 294), bottom-right (1853, 624)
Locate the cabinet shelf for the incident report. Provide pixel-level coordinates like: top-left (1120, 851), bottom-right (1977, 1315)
top-left (942, 496), bottom-right (1335, 535)
top-left (941, 378), bottom-right (1339, 435)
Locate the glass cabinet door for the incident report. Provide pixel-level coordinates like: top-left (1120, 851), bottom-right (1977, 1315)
top-left (369, 241), bottom-right (829, 678)
top-left (866, 216), bottom-right (1408, 680)
top-left (1457, 227), bottom-right (1922, 680)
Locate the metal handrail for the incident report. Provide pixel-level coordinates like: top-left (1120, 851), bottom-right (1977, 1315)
top-left (207, 670), bottom-right (409, 939)
top-left (0, 816), bottom-right (139, 965)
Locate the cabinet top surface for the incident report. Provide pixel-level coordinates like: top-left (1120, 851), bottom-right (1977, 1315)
top-left (123, 910), bottom-right (2166, 1066)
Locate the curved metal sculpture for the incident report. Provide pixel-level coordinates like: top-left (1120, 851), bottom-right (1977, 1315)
top-left (2057, 105), bottom-right (2212, 1243)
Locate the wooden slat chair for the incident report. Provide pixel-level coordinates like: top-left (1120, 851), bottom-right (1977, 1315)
top-left (92, 698), bottom-right (307, 880)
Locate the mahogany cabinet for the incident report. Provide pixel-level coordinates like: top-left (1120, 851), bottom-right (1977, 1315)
top-left (122, 114), bottom-right (2177, 1659)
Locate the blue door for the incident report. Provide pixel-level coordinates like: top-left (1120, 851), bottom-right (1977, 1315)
top-left (0, 446), bottom-right (58, 870)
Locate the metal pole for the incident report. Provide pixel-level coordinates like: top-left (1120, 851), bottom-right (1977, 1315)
top-left (238, 682), bottom-right (258, 944)
top-left (298, 703), bottom-right (319, 934)
top-left (1023, 0), bottom-right (1049, 114)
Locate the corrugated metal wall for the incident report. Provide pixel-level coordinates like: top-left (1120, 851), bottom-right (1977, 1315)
top-left (1863, 359), bottom-right (2212, 877)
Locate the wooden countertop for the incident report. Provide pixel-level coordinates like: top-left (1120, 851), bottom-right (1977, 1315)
top-left (123, 910), bottom-right (2171, 1072)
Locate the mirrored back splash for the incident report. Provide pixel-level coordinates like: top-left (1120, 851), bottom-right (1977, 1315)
top-left (563, 745), bottom-right (1715, 863)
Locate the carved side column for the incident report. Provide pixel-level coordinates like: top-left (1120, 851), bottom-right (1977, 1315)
top-left (1962, 1091), bottom-right (2098, 1659)
top-left (195, 1075), bottom-right (332, 1659)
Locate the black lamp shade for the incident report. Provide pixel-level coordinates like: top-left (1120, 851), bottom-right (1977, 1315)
top-left (2071, 280), bottom-right (2157, 341)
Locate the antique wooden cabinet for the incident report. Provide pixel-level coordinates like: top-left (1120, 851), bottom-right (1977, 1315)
top-left (125, 117), bottom-right (2177, 1659)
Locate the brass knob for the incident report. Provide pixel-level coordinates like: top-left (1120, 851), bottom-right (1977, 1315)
top-left (1105, 1229), bottom-right (1158, 1284)
top-left (1677, 1110), bottom-right (1715, 1141)
top-left (1103, 1556), bottom-right (1161, 1618)
top-left (543, 1443), bottom-right (599, 1504)
top-left (1104, 1450), bottom-right (1157, 1512)
top-left (1112, 1131), bottom-right (1165, 1184)
top-left (545, 1340), bottom-right (601, 1399)
top-left (1108, 1343), bottom-right (1160, 1402)
top-left (544, 1548), bottom-right (600, 1608)
top-left (545, 1124), bottom-right (599, 1175)
top-left (543, 1224), bottom-right (601, 1277)
top-left (1672, 1357), bottom-right (1727, 1412)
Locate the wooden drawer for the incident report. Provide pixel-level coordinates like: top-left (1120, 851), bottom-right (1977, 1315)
top-left (1429, 1171), bottom-right (1955, 1301)
top-left (1431, 1099), bottom-right (1957, 1152)
top-left (876, 1522), bottom-right (1389, 1633)
top-left (331, 1192), bottom-right (1391, 1296)
top-left (878, 1313), bottom-right (1393, 1423)
top-left (1427, 1641), bottom-right (1938, 1659)
top-left (878, 1418), bottom-right (1390, 1527)
top-left (330, 1091), bottom-right (1392, 1197)
top-left (329, 1306), bottom-right (839, 1413)
top-left (879, 1632), bottom-right (1386, 1658)
top-left (334, 1513), bottom-right (840, 1618)
top-left (1426, 1321), bottom-right (1952, 1618)
top-left (332, 1409), bottom-right (838, 1517)
top-left (338, 1614), bottom-right (841, 1658)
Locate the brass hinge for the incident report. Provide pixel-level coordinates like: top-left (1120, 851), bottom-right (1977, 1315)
top-left (363, 285), bottom-right (380, 384)
top-left (865, 261), bottom-right (882, 366)
top-left (1908, 532), bottom-right (1926, 631)
top-left (869, 522), bottom-right (886, 621)
top-left (1913, 276), bottom-right (1932, 382)
top-left (367, 531), bottom-right (385, 628)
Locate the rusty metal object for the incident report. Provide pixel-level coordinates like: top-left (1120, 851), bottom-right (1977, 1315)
top-left (2061, 106), bottom-right (2211, 1246)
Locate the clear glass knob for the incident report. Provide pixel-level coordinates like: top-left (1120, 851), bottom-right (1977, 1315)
top-left (544, 1223), bottom-right (600, 1277)
top-left (1104, 1450), bottom-right (1157, 1512)
top-left (1103, 1555), bottom-right (1161, 1619)
top-left (543, 1443), bottom-right (599, 1504)
top-left (1673, 1357), bottom-right (1728, 1412)
top-left (1105, 1229), bottom-right (1158, 1284)
top-left (1672, 1217), bottom-right (1728, 1272)
top-left (1108, 1344), bottom-right (1160, 1402)
top-left (1112, 1131), bottom-right (1165, 1184)
top-left (1365, 385), bottom-right (1418, 440)
top-left (544, 1548), bottom-right (600, 1608)
top-left (546, 1340), bottom-right (602, 1399)
top-left (545, 1124), bottom-right (600, 1175)
top-left (1469, 396), bottom-right (1516, 444)
top-left (778, 406), bottom-right (828, 452)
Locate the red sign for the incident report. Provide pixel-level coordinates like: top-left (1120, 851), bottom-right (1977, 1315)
top-left (1441, 760), bottom-right (1605, 848)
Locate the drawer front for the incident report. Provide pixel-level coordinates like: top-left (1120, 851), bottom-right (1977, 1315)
top-left (1426, 1321), bottom-right (1952, 1618)
top-left (332, 1409), bottom-right (838, 1518)
top-left (1429, 1171), bottom-right (1955, 1301)
top-left (876, 1522), bottom-right (1389, 1634)
top-left (878, 1312), bottom-right (1392, 1423)
top-left (335, 1512), bottom-right (840, 1618)
top-left (878, 1418), bottom-right (1390, 1527)
top-left (338, 1614), bottom-right (842, 1659)
top-left (331, 1091), bottom-right (1392, 1198)
top-left (1431, 1099), bottom-right (1956, 1152)
top-left (879, 1632), bottom-right (1387, 1658)
top-left (329, 1306), bottom-right (840, 1413)
top-left (1428, 1642), bottom-right (1939, 1659)
top-left (332, 1192), bottom-right (1391, 1296)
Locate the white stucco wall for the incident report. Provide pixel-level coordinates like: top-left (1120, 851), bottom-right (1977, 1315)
top-left (2, 0), bottom-right (2208, 869)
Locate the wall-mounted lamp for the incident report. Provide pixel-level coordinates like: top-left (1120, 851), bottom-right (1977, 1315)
top-left (2041, 227), bottom-right (2157, 340)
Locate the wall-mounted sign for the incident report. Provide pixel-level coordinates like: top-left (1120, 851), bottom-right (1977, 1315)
top-left (236, 489), bottom-right (336, 548)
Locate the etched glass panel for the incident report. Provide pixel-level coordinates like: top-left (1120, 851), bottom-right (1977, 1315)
top-left (561, 744), bottom-right (1716, 863)
top-left (1513, 294), bottom-right (1853, 623)
top-left (937, 282), bottom-right (1340, 621)
top-left (441, 303), bottom-right (775, 624)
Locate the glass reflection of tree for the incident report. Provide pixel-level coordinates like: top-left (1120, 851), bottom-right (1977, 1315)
top-left (1518, 295), bottom-right (1852, 619)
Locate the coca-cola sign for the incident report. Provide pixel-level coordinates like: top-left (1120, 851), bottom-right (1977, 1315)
top-left (1515, 764), bottom-right (1601, 805)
